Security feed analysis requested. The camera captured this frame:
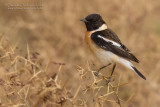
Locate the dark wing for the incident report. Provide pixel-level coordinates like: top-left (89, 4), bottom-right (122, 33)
top-left (91, 31), bottom-right (139, 63)
top-left (96, 29), bottom-right (131, 52)
top-left (103, 28), bottom-right (122, 44)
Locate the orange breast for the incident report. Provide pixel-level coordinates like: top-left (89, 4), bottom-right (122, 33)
top-left (85, 31), bottom-right (94, 53)
top-left (85, 31), bottom-right (102, 53)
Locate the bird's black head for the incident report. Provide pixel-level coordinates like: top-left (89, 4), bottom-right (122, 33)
top-left (80, 14), bottom-right (106, 31)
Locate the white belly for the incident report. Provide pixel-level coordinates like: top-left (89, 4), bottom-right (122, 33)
top-left (95, 49), bottom-right (118, 64)
top-left (92, 45), bottom-right (134, 72)
top-left (91, 43), bottom-right (119, 64)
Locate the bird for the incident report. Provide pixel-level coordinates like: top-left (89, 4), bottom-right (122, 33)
top-left (80, 13), bottom-right (146, 82)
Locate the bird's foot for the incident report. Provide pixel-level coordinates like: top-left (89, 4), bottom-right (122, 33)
top-left (105, 77), bottom-right (112, 85)
top-left (94, 71), bottom-right (100, 78)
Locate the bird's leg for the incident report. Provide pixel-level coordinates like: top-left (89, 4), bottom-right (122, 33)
top-left (94, 63), bottom-right (111, 77)
top-left (110, 64), bottom-right (116, 76)
top-left (106, 64), bottom-right (116, 85)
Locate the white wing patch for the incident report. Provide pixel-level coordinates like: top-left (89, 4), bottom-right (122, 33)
top-left (97, 35), bottom-right (121, 47)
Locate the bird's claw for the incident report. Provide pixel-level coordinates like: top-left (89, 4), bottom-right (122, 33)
top-left (105, 77), bottom-right (112, 85)
top-left (94, 72), bottom-right (100, 78)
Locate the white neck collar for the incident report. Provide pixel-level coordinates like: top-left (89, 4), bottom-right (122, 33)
top-left (92, 24), bottom-right (108, 33)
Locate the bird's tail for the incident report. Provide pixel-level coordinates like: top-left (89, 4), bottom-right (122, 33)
top-left (130, 66), bottom-right (146, 80)
top-left (119, 58), bottom-right (146, 80)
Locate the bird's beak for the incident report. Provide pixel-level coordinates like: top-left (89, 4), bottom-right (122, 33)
top-left (80, 18), bottom-right (88, 22)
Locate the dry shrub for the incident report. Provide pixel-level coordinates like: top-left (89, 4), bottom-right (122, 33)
top-left (0, 35), bottom-right (130, 107)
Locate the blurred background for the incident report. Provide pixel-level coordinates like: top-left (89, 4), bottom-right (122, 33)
top-left (0, 0), bottom-right (160, 106)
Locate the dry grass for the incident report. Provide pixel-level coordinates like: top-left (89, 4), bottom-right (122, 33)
top-left (0, 35), bottom-right (128, 106)
top-left (0, 0), bottom-right (160, 106)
